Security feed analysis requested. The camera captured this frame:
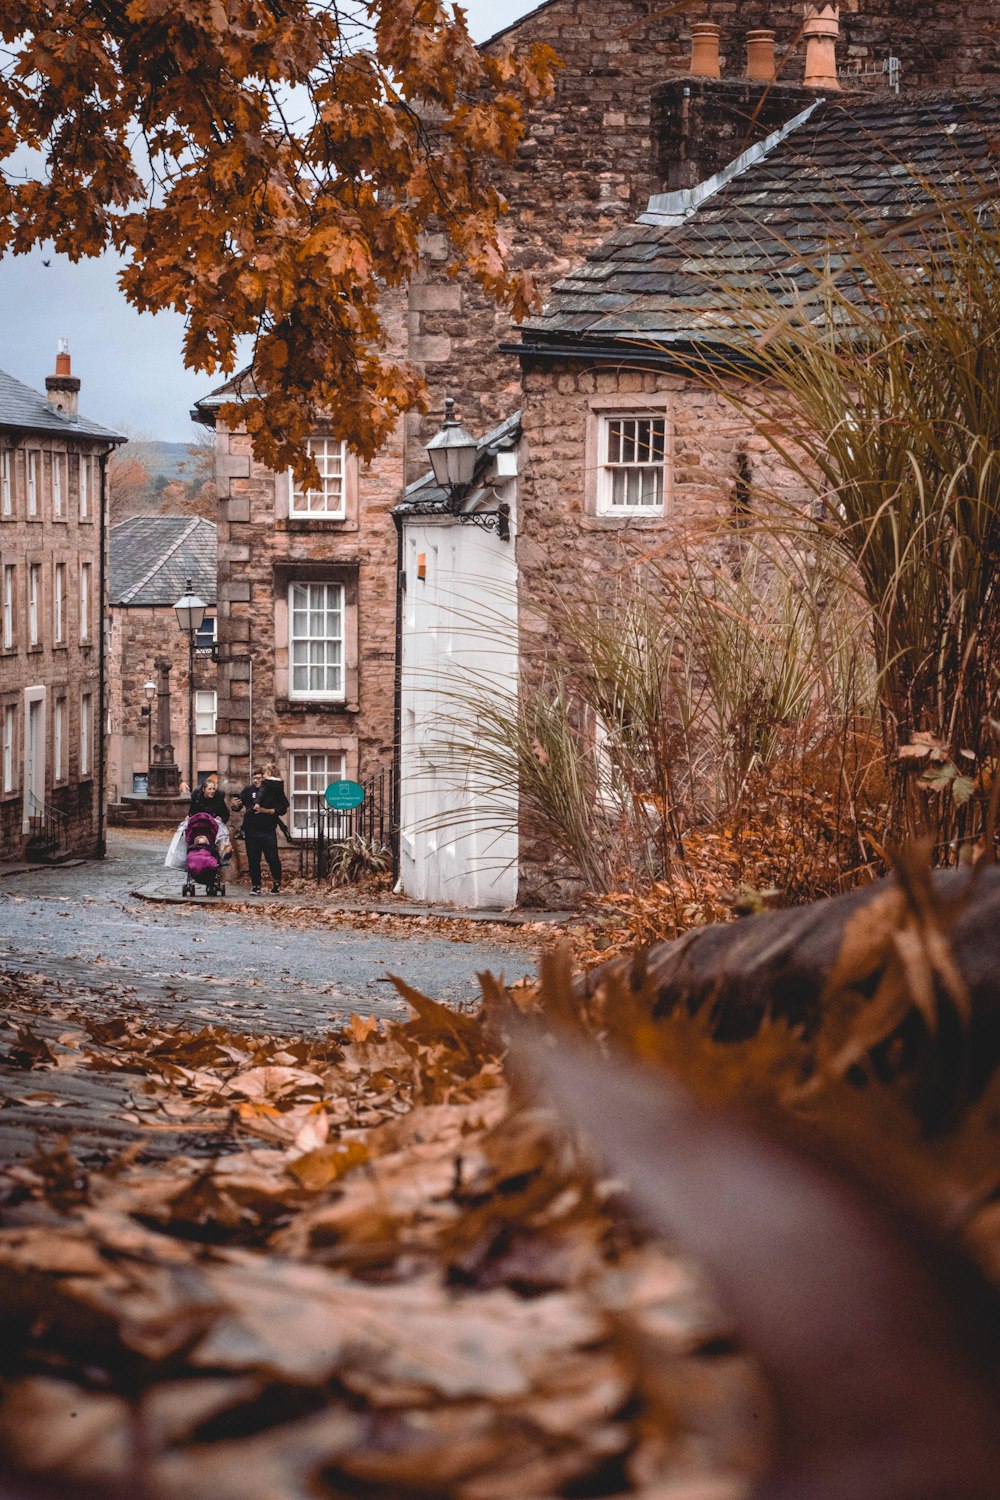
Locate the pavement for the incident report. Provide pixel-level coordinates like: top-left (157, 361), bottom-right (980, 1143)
top-left (0, 830), bottom-right (554, 1166)
top-left (133, 873), bottom-right (575, 926)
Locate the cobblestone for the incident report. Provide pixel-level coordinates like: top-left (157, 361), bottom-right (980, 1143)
top-left (0, 831), bottom-right (539, 1166)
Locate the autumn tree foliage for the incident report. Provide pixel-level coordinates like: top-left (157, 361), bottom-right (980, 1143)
top-left (0, 0), bottom-right (557, 473)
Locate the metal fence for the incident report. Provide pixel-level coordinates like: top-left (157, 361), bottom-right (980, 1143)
top-left (291, 765), bottom-right (395, 881)
top-left (26, 791), bottom-right (69, 857)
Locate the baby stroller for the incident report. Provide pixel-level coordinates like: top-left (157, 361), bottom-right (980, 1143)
top-left (182, 811), bottom-right (227, 898)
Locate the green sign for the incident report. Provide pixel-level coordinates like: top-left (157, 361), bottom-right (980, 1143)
top-left (325, 779), bottom-right (365, 810)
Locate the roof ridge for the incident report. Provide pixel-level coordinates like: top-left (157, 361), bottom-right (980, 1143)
top-left (118, 514), bottom-right (203, 605)
top-left (639, 97), bottom-right (824, 228)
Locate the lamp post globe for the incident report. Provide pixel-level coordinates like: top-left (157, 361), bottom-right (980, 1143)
top-left (426, 395), bottom-right (477, 499)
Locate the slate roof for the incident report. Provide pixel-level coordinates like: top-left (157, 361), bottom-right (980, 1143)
top-left (191, 367), bottom-right (258, 424)
top-left (396, 411), bottom-right (522, 513)
top-left (0, 367), bottom-right (125, 442)
top-left (109, 516), bottom-right (217, 608)
top-left (516, 89), bottom-right (1000, 360)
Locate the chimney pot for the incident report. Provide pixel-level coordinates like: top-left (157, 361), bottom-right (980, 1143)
top-left (802, 4), bottom-right (841, 90)
top-left (690, 21), bottom-right (721, 79)
top-left (46, 339), bottom-right (81, 416)
top-left (746, 29), bottom-right (776, 81)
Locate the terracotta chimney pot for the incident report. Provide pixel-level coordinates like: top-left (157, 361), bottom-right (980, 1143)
top-left (802, 3), bottom-right (841, 90)
top-left (690, 21), bottom-right (721, 78)
top-left (746, 29), bottom-right (776, 80)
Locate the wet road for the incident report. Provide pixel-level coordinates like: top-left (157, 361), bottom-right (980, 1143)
top-left (0, 830), bottom-right (536, 1032)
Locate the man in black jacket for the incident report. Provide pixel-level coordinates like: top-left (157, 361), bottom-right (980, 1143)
top-left (241, 767), bottom-right (288, 893)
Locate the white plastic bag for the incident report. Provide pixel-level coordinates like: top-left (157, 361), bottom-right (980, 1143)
top-left (164, 819), bottom-right (189, 870)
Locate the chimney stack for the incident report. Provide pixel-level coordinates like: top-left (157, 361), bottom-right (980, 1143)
top-left (746, 29), bottom-right (776, 81)
top-left (689, 21), bottom-right (721, 78)
top-left (802, 4), bottom-right (841, 90)
top-left (46, 337), bottom-right (80, 417)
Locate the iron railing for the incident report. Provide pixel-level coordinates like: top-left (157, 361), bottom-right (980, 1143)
top-left (27, 792), bottom-right (70, 851)
top-left (291, 766), bottom-right (395, 880)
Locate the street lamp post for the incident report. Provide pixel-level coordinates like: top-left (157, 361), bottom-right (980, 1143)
top-left (425, 395), bottom-right (478, 502)
top-left (140, 680), bottom-right (156, 787)
top-left (174, 577), bottom-right (207, 793)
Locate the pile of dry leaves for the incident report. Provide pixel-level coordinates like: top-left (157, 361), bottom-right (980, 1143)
top-left (0, 973), bottom-right (764, 1500)
top-left (3, 857), bottom-right (1000, 1500)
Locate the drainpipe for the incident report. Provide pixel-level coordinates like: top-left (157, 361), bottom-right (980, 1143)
top-left (391, 508), bottom-right (404, 882)
top-left (96, 448), bottom-right (110, 859)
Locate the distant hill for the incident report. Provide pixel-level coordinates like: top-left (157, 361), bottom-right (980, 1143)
top-left (145, 441), bottom-right (198, 484)
top-left (108, 435), bottom-right (215, 522)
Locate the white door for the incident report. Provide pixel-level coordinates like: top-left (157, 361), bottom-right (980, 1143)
top-left (24, 691), bottom-right (45, 825)
top-left (399, 502), bottom-right (519, 908)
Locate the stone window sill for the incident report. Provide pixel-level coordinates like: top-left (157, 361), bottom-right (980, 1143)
top-left (27, 643), bottom-right (43, 653)
top-left (53, 642), bottom-right (68, 651)
top-left (53, 516), bottom-right (68, 525)
top-left (581, 513), bottom-right (671, 530)
top-left (275, 697), bottom-right (359, 716)
top-left (280, 517), bottom-right (358, 534)
top-left (0, 789), bottom-right (19, 803)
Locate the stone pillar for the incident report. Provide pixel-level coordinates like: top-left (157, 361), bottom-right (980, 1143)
top-left (148, 655), bottom-right (181, 797)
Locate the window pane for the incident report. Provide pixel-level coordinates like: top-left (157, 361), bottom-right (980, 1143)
top-left (291, 438), bottom-right (346, 515)
top-left (288, 582), bottom-right (345, 697)
top-left (600, 414), bottom-right (666, 513)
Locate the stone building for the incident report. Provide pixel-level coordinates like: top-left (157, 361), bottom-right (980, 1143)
top-left (400, 0), bottom-right (999, 475)
top-left (505, 84), bottom-right (1000, 899)
top-left (0, 348), bottom-right (124, 861)
top-left (192, 378), bottom-right (403, 838)
top-left (203, 1), bottom-right (997, 884)
top-left (107, 515), bottom-right (218, 808)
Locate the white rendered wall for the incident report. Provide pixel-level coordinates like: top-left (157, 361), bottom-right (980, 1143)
top-left (399, 479), bottom-right (518, 908)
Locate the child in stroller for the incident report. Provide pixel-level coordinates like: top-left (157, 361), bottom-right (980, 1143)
top-left (182, 811), bottom-right (228, 897)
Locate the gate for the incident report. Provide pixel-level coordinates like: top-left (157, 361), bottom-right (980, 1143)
top-left (294, 765), bottom-right (395, 881)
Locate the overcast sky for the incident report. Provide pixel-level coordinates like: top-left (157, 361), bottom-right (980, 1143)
top-left (0, 0), bottom-right (540, 442)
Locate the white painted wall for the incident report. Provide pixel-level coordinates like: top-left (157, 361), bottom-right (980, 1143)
top-left (399, 467), bottom-right (518, 908)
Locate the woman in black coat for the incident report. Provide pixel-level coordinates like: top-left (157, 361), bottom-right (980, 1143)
top-left (188, 773), bottom-right (230, 824)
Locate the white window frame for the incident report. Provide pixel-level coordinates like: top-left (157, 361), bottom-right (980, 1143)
top-left (80, 691), bottom-right (92, 777)
top-left (288, 581), bottom-right (345, 701)
top-left (289, 437), bottom-right (347, 518)
top-left (596, 412), bottom-right (668, 515)
top-left (2, 565), bottom-right (13, 649)
top-left (195, 613), bottom-right (217, 652)
top-left (54, 561), bottom-right (65, 643)
top-left (79, 455), bottom-right (90, 519)
top-left (2, 703), bottom-right (15, 793)
top-left (52, 452), bottom-right (64, 517)
top-left (53, 696), bottom-right (65, 781)
top-left (27, 452), bottom-right (38, 516)
top-left (289, 751), bottom-right (347, 838)
top-left (194, 689), bottom-right (217, 736)
top-left (28, 564), bottom-right (40, 645)
top-left (80, 561), bottom-right (91, 642)
top-left (1, 450), bottom-right (11, 516)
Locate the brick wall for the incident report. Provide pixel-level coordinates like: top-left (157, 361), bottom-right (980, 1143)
top-left (0, 435), bottom-right (105, 859)
top-left (107, 606), bottom-right (219, 802)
